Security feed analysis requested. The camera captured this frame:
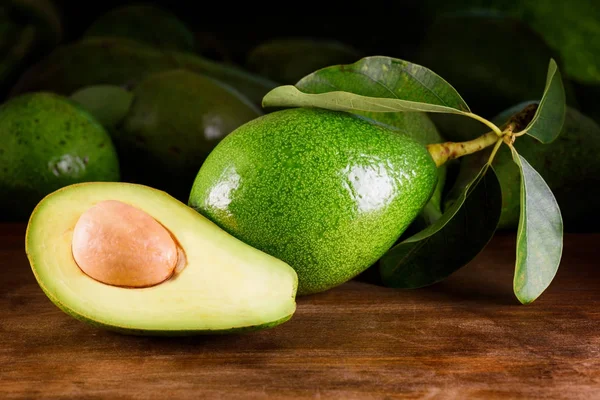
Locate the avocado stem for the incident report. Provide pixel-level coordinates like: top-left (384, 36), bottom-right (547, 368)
top-left (427, 131), bottom-right (500, 167)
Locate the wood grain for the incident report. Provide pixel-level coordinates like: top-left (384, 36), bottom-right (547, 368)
top-left (0, 223), bottom-right (599, 399)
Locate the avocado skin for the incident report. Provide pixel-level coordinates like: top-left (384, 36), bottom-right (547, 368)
top-left (189, 107), bottom-right (438, 295)
top-left (114, 69), bottom-right (262, 202)
top-left (356, 111), bottom-right (447, 224)
top-left (491, 104), bottom-right (600, 232)
top-left (0, 92), bottom-right (120, 221)
top-left (83, 4), bottom-right (195, 51)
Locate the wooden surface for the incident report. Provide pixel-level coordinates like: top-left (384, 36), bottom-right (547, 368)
top-left (1, 223), bottom-right (599, 400)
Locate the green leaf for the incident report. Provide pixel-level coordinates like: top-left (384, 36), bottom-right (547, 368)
top-left (262, 56), bottom-right (473, 116)
top-left (379, 151), bottom-right (502, 288)
top-left (516, 59), bottom-right (566, 143)
top-left (510, 147), bottom-right (563, 304)
top-left (70, 84), bottom-right (134, 128)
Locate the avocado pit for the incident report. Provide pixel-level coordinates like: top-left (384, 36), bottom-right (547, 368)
top-left (71, 200), bottom-right (181, 288)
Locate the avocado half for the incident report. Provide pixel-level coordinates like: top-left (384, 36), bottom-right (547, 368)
top-left (25, 182), bottom-right (298, 335)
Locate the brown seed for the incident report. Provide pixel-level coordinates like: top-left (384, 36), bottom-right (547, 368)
top-left (71, 200), bottom-right (178, 288)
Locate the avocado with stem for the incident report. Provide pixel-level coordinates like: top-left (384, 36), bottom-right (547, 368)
top-left (0, 92), bottom-right (120, 221)
top-left (25, 181), bottom-right (298, 335)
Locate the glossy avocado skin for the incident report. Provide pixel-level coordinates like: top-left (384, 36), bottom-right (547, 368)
top-left (189, 107), bottom-right (438, 295)
top-left (0, 92), bottom-right (120, 221)
top-left (114, 69), bottom-right (262, 202)
top-left (356, 111), bottom-right (447, 224)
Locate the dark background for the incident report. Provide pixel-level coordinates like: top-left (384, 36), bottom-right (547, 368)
top-left (50, 0), bottom-right (430, 63)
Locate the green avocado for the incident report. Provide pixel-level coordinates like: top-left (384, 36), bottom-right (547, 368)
top-left (108, 69), bottom-right (262, 202)
top-left (26, 181), bottom-right (298, 335)
top-left (356, 111), bottom-right (447, 224)
top-left (83, 3), bottom-right (196, 51)
top-left (8, 37), bottom-right (277, 107)
top-left (246, 37), bottom-right (363, 85)
top-left (0, 92), bottom-right (120, 221)
top-left (188, 107), bottom-right (438, 296)
top-left (489, 103), bottom-right (600, 232)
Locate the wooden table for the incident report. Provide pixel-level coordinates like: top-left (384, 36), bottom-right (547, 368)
top-left (1, 223), bottom-right (598, 399)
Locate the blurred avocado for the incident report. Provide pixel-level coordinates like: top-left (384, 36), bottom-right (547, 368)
top-left (0, 0), bottom-right (63, 98)
top-left (413, 10), bottom-right (577, 126)
top-left (419, 0), bottom-right (600, 85)
top-left (4, 0), bottom-right (63, 49)
top-left (73, 69), bottom-right (262, 202)
top-left (9, 37), bottom-right (277, 107)
top-left (572, 82), bottom-right (600, 126)
top-left (246, 37), bottom-right (363, 84)
top-left (83, 3), bottom-right (196, 51)
top-left (0, 92), bottom-right (120, 221)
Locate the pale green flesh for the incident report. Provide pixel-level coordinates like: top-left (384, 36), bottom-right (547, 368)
top-left (26, 182), bottom-right (297, 333)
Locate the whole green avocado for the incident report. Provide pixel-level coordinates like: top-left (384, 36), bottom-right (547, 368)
top-left (188, 107), bottom-right (438, 295)
top-left (0, 92), bottom-right (120, 221)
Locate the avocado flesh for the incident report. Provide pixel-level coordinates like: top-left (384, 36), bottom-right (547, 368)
top-left (189, 108), bottom-right (438, 296)
top-left (8, 37), bottom-right (276, 107)
top-left (26, 182), bottom-right (298, 335)
top-left (83, 4), bottom-right (195, 51)
top-left (114, 69), bottom-right (262, 202)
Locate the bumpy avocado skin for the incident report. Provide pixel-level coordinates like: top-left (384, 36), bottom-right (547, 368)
top-left (189, 108), bottom-right (438, 295)
top-left (83, 4), bottom-right (196, 51)
top-left (356, 111), bottom-right (447, 223)
top-left (114, 69), bottom-right (261, 202)
top-left (492, 104), bottom-right (600, 232)
top-left (0, 93), bottom-right (120, 221)
top-left (8, 37), bottom-right (276, 107)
